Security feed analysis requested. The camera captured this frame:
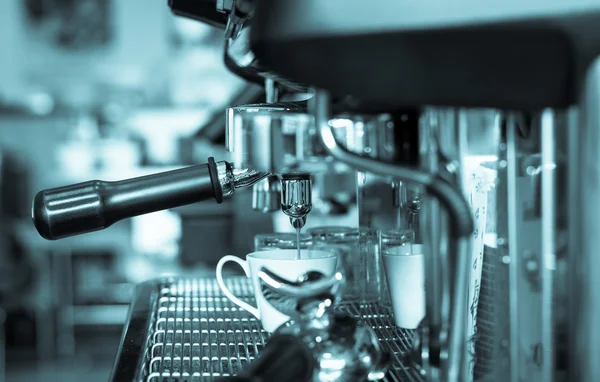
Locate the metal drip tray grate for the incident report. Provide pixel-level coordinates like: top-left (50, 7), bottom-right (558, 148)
top-left (119, 277), bottom-right (423, 382)
top-left (147, 278), bottom-right (265, 380)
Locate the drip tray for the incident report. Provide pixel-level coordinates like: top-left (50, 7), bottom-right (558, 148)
top-left (111, 277), bottom-right (424, 382)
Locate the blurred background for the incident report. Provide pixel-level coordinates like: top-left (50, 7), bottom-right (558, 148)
top-left (0, 1), bottom-right (278, 380)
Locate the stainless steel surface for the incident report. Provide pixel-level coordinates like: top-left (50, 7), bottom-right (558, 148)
top-left (540, 109), bottom-right (556, 382)
top-left (314, 91), bottom-right (474, 380)
top-left (251, 176), bottom-right (281, 213)
top-left (230, 167), bottom-right (270, 190)
top-left (275, 274), bottom-right (392, 381)
top-left (313, 91), bottom-right (474, 238)
top-left (397, 184), bottom-right (421, 234)
top-left (494, 119), bottom-right (513, 382)
top-left (224, 0), bottom-right (252, 39)
top-left (258, 263), bottom-right (391, 381)
top-left (495, 112), bottom-right (557, 382)
top-left (146, 278), bottom-right (264, 382)
top-left (216, 162), bottom-right (235, 197)
top-left (570, 57), bottom-right (600, 382)
top-left (113, 277), bottom-right (422, 382)
top-left (329, 114), bottom-right (397, 161)
top-left (226, 105), bottom-right (322, 175)
top-left (447, 237), bottom-right (471, 381)
top-left (264, 78), bottom-right (278, 104)
top-left (418, 111), bottom-right (447, 380)
top-left (505, 114), bottom-right (521, 382)
top-left (280, 175), bottom-right (312, 229)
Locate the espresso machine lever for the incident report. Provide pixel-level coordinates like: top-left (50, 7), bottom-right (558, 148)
top-left (32, 157), bottom-right (269, 240)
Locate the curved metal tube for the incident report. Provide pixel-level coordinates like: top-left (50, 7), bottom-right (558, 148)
top-left (313, 90), bottom-right (473, 381)
top-left (314, 92), bottom-right (473, 238)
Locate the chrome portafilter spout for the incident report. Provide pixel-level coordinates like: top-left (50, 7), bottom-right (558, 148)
top-left (256, 267), bottom-right (391, 381)
top-left (280, 174), bottom-right (312, 230)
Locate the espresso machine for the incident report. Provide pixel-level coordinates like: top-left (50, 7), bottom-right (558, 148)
top-left (29, 1), bottom-right (600, 381)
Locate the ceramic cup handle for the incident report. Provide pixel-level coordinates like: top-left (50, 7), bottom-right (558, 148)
top-left (216, 255), bottom-right (260, 319)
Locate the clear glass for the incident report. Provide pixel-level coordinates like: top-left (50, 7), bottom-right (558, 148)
top-left (254, 232), bottom-right (313, 252)
top-left (306, 226), bottom-right (377, 302)
top-left (379, 229), bottom-right (416, 307)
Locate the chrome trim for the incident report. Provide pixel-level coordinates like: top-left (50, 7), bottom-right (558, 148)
top-left (540, 109), bottom-right (556, 382)
top-left (506, 114), bottom-right (520, 382)
top-left (570, 56), bottom-right (600, 382)
top-left (314, 90), bottom-right (474, 381)
top-left (231, 167), bottom-right (271, 189)
top-left (217, 161), bottom-right (235, 197)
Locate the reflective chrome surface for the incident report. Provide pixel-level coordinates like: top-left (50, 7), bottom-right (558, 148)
top-left (112, 277), bottom-right (420, 382)
top-left (280, 174), bottom-right (312, 229)
top-left (278, 311), bottom-right (391, 382)
top-left (314, 90), bottom-right (474, 381)
top-left (230, 167), bottom-right (270, 190)
top-left (217, 161), bottom-right (271, 198)
top-left (251, 176), bottom-right (281, 213)
top-left (226, 104), bottom-right (320, 174)
top-left (261, 268), bottom-right (391, 381)
top-left (216, 161), bottom-right (235, 197)
top-left (570, 57), bottom-right (600, 382)
top-left (258, 269), bottom-right (343, 318)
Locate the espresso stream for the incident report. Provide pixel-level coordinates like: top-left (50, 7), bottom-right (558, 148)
top-left (296, 227), bottom-right (301, 260)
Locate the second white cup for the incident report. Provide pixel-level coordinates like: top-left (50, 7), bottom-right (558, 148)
top-left (382, 244), bottom-right (425, 329)
top-left (216, 249), bottom-right (338, 332)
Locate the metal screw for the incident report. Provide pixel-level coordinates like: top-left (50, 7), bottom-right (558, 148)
top-left (526, 259), bottom-right (538, 272)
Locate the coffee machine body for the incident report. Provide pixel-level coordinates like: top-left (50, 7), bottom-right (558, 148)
top-left (31, 1), bottom-right (600, 381)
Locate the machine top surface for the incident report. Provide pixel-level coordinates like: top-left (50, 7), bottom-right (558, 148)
top-left (251, 0), bottom-right (600, 110)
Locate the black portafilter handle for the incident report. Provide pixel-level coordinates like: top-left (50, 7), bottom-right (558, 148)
top-left (217, 334), bottom-right (314, 382)
top-left (168, 0), bottom-right (228, 28)
top-left (32, 158), bottom-right (225, 241)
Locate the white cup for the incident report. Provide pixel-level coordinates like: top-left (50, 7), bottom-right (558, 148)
top-left (382, 244), bottom-right (425, 329)
top-left (216, 249), bottom-right (338, 332)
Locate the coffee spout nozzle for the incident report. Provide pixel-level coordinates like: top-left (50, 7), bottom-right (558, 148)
top-left (280, 174), bottom-right (312, 229)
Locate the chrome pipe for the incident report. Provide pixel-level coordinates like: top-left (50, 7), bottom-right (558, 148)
top-left (313, 90), bottom-right (474, 381)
